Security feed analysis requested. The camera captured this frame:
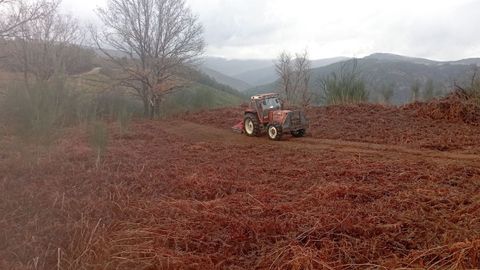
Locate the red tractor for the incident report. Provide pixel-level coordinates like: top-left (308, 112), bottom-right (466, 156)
top-left (235, 93), bottom-right (309, 140)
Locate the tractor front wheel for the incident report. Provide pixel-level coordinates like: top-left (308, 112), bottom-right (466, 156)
top-left (244, 114), bottom-right (261, 136)
top-left (267, 124), bottom-right (283, 141)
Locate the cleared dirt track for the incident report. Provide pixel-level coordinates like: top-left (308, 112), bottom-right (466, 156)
top-left (166, 120), bottom-right (480, 167)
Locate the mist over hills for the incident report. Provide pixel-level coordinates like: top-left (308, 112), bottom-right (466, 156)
top-left (200, 56), bottom-right (349, 89)
top-left (199, 66), bottom-right (252, 91)
top-left (234, 57), bottom-right (350, 86)
top-left (365, 53), bottom-right (480, 66)
top-left (201, 57), bottom-right (274, 77)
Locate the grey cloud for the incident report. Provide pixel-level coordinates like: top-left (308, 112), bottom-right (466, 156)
top-left (62, 0), bottom-right (480, 60)
top-left (199, 0), bottom-right (287, 47)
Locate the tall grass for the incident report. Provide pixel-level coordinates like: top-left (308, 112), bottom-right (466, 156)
top-left (159, 85), bottom-right (243, 116)
top-left (0, 75), bottom-right (141, 141)
top-left (117, 107), bottom-right (133, 134)
top-left (319, 60), bottom-right (369, 105)
top-left (0, 76), bottom-right (80, 140)
top-left (88, 121), bottom-right (108, 168)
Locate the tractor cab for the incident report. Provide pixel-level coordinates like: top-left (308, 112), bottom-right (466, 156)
top-left (240, 93), bottom-right (309, 140)
top-left (260, 96), bottom-right (282, 110)
top-left (249, 93), bottom-right (283, 121)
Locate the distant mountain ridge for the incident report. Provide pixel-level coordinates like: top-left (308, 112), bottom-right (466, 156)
top-left (199, 66), bottom-right (252, 91)
top-left (234, 57), bottom-right (350, 86)
top-left (245, 53), bottom-right (480, 105)
top-left (366, 53), bottom-right (480, 66)
top-left (201, 56), bottom-right (349, 88)
top-left (90, 47), bottom-right (480, 103)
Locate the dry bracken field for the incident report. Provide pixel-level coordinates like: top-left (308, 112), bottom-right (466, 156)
top-left (1, 97), bottom-right (480, 269)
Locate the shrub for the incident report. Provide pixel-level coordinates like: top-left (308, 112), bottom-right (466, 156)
top-left (319, 60), bottom-right (369, 105)
top-left (0, 75), bottom-right (141, 140)
top-left (0, 76), bottom-right (80, 139)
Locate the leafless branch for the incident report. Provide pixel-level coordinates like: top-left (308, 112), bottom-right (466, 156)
top-left (3, 0), bottom-right (91, 82)
top-left (93, 0), bottom-right (204, 118)
top-left (275, 50), bottom-right (312, 108)
top-left (0, 0), bottom-right (58, 38)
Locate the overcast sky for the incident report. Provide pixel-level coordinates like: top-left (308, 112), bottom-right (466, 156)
top-left (61, 0), bottom-right (480, 60)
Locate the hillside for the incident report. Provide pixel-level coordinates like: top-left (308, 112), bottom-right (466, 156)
top-left (0, 62), bottom-right (246, 116)
top-left (234, 57), bottom-right (349, 86)
top-left (366, 53), bottom-right (480, 66)
top-left (160, 83), bottom-right (245, 115)
top-left (198, 66), bottom-right (252, 91)
top-left (246, 53), bottom-right (480, 104)
top-left (201, 57), bottom-right (274, 77)
top-left (202, 56), bottom-right (349, 87)
top-left (233, 65), bottom-right (276, 86)
top-left (93, 65), bottom-right (247, 115)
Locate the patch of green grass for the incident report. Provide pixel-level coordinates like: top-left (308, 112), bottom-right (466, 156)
top-left (160, 83), bottom-right (244, 116)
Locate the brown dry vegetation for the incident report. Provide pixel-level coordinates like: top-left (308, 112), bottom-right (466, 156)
top-left (183, 97), bottom-right (480, 154)
top-left (1, 97), bottom-right (480, 269)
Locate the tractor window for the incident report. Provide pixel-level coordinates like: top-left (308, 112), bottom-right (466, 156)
top-left (262, 98), bottom-right (281, 110)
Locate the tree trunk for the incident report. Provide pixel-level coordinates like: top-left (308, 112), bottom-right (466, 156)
top-left (143, 98), bottom-right (150, 118)
top-left (142, 83), bottom-right (151, 118)
top-left (148, 95), bottom-right (160, 120)
top-left (153, 96), bottom-right (160, 119)
top-left (149, 103), bottom-right (155, 119)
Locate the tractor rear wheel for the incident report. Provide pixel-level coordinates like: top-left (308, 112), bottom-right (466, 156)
top-left (291, 129), bottom-right (306, 138)
top-left (244, 113), bottom-right (261, 136)
top-left (267, 124), bottom-right (283, 141)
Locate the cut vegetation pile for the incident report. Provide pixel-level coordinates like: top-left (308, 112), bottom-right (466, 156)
top-left (406, 90), bottom-right (480, 125)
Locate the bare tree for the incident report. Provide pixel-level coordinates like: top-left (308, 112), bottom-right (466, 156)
top-left (380, 83), bottom-right (395, 104)
top-left (4, 1), bottom-right (87, 82)
top-left (293, 51), bottom-right (312, 108)
top-left (410, 80), bottom-right (421, 102)
top-left (275, 50), bottom-right (312, 107)
top-left (319, 59), bottom-right (368, 105)
top-left (93, 0), bottom-right (205, 118)
top-left (275, 51), bottom-right (293, 103)
top-left (0, 0), bottom-right (56, 38)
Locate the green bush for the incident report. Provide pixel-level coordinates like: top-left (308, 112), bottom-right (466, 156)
top-left (319, 60), bottom-right (369, 105)
top-left (0, 75), bottom-right (142, 140)
top-left (159, 84), bottom-right (243, 116)
top-left (94, 90), bottom-right (143, 119)
top-left (0, 76), bottom-right (80, 139)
